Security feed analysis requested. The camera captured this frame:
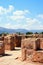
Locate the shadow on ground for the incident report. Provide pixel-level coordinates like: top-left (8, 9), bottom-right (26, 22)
top-left (0, 54), bottom-right (12, 57)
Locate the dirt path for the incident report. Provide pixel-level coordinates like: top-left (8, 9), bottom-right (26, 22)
top-left (0, 47), bottom-right (43, 65)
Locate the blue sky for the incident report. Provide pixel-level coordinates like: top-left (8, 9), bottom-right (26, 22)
top-left (0, 0), bottom-right (43, 30)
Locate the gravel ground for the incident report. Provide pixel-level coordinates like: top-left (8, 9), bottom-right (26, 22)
top-left (0, 47), bottom-right (43, 65)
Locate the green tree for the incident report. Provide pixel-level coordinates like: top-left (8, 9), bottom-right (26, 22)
top-left (34, 32), bottom-right (38, 34)
top-left (0, 32), bottom-right (9, 36)
top-left (16, 32), bottom-right (21, 35)
top-left (0, 33), bottom-right (2, 36)
top-left (26, 32), bottom-right (33, 35)
top-left (40, 32), bottom-right (43, 34)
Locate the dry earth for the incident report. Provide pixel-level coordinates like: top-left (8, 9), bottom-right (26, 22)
top-left (0, 47), bottom-right (43, 65)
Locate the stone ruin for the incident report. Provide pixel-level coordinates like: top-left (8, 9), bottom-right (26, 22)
top-left (32, 51), bottom-right (43, 63)
top-left (33, 34), bottom-right (43, 38)
top-left (4, 35), bottom-right (14, 50)
top-left (0, 36), bottom-right (4, 41)
top-left (13, 34), bottom-right (25, 47)
top-left (0, 34), bottom-right (25, 50)
top-left (12, 34), bottom-right (21, 47)
top-left (25, 34), bottom-right (43, 38)
top-left (0, 41), bottom-right (5, 55)
top-left (0, 36), bottom-right (5, 55)
top-left (40, 38), bottom-right (43, 50)
top-left (2, 34), bottom-right (43, 50)
top-left (21, 38), bottom-right (43, 63)
top-left (0, 33), bottom-right (43, 62)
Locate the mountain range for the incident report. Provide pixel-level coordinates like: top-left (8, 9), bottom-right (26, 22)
top-left (0, 27), bottom-right (43, 34)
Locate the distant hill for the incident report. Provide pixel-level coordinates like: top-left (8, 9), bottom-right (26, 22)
top-left (0, 27), bottom-right (28, 33)
top-left (29, 30), bottom-right (43, 33)
top-left (0, 27), bottom-right (43, 33)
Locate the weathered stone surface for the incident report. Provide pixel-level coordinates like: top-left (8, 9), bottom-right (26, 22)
top-left (21, 48), bottom-right (26, 61)
top-left (21, 38), bottom-right (40, 50)
top-left (4, 35), bottom-right (14, 50)
top-left (21, 38), bottom-right (41, 61)
top-left (32, 51), bottom-right (43, 63)
top-left (0, 36), bottom-right (4, 41)
top-left (0, 41), bottom-right (5, 55)
top-left (40, 38), bottom-right (43, 50)
top-left (13, 34), bottom-right (26, 47)
top-left (31, 34), bottom-right (43, 38)
top-left (14, 35), bottom-right (22, 47)
top-left (39, 34), bottom-right (43, 38)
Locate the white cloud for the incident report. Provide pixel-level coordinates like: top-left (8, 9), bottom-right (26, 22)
top-left (10, 15), bottom-right (25, 21)
top-left (4, 23), bottom-right (23, 29)
top-left (0, 5), bottom-right (14, 15)
top-left (2, 17), bottom-right (43, 30)
top-left (10, 10), bottom-right (30, 21)
top-left (7, 5), bottom-right (14, 13)
top-left (4, 23), bottom-right (12, 29)
top-left (26, 18), bottom-right (37, 25)
top-left (13, 10), bottom-right (30, 15)
top-left (0, 5), bottom-right (43, 30)
top-left (24, 17), bottom-right (43, 30)
top-left (38, 14), bottom-right (43, 19)
top-left (0, 6), bottom-right (6, 15)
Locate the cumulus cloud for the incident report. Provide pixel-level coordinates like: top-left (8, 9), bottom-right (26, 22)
top-left (0, 5), bottom-right (43, 30)
top-left (0, 5), bottom-right (14, 15)
top-left (10, 10), bottom-right (30, 21)
top-left (13, 10), bottom-right (30, 15)
top-left (10, 15), bottom-right (25, 21)
top-left (24, 18), bottom-right (43, 30)
top-left (26, 18), bottom-right (38, 26)
top-left (4, 23), bottom-right (12, 28)
top-left (37, 14), bottom-right (43, 19)
top-left (0, 6), bottom-right (6, 15)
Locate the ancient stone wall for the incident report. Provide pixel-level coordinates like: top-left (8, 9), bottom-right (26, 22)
top-left (21, 38), bottom-right (41, 61)
top-left (13, 34), bottom-right (26, 47)
top-left (40, 38), bottom-right (43, 50)
top-left (0, 36), bottom-right (4, 41)
top-left (4, 36), bottom-right (14, 50)
top-left (0, 41), bottom-right (5, 55)
top-left (32, 51), bottom-right (43, 63)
